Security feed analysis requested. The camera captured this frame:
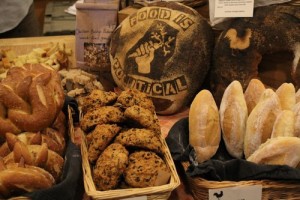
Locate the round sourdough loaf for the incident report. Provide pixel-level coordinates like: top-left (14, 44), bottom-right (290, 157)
top-left (210, 5), bottom-right (300, 105)
top-left (110, 2), bottom-right (214, 115)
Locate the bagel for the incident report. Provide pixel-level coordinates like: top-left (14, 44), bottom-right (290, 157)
top-left (210, 5), bottom-right (300, 104)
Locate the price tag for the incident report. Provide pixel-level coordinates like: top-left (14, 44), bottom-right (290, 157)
top-left (208, 185), bottom-right (262, 200)
top-left (121, 196), bottom-right (147, 200)
top-left (214, 0), bottom-right (254, 18)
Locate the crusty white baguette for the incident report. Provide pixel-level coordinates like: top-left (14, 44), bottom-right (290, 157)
top-left (189, 89), bottom-right (221, 163)
top-left (276, 83), bottom-right (296, 110)
top-left (293, 102), bottom-right (300, 137)
top-left (271, 110), bottom-right (295, 138)
top-left (244, 89), bottom-right (281, 159)
top-left (219, 81), bottom-right (248, 158)
top-left (247, 136), bottom-right (300, 168)
top-left (244, 79), bottom-right (265, 115)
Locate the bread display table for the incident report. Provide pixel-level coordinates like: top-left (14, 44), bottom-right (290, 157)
top-left (0, 35), bottom-right (182, 199)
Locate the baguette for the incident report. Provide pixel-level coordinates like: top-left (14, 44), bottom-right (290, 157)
top-left (271, 110), bottom-right (295, 138)
top-left (276, 83), bottom-right (296, 110)
top-left (247, 136), bottom-right (300, 168)
top-left (296, 89), bottom-right (300, 103)
top-left (219, 81), bottom-right (248, 158)
top-left (189, 89), bottom-right (221, 163)
top-left (244, 89), bottom-right (281, 158)
top-left (244, 79), bottom-right (265, 115)
top-left (293, 102), bottom-right (300, 137)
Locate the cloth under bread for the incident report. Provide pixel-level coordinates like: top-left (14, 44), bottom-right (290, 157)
top-left (166, 117), bottom-right (300, 182)
top-left (23, 96), bottom-right (83, 200)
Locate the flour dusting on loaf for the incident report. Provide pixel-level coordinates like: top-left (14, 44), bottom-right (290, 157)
top-left (189, 89), bottom-right (220, 163)
top-left (271, 110), bottom-right (295, 138)
top-left (247, 137), bottom-right (300, 168)
top-left (244, 79), bottom-right (265, 115)
top-left (219, 81), bottom-right (248, 159)
top-left (276, 83), bottom-right (296, 110)
top-left (244, 89), bottom-right (281, 159)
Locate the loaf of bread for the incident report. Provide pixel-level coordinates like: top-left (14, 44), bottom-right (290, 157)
top-left (276, 83), bottom-right (296, 110)
top-left (244, 79), bottom-right (265, 114)
top-left (247, 137), bottom-right (300, 168)
top-left (293, 102), bottom-right (300, 137)
top-left (271, 110), bottom-right (295, 138)
top-left (244, 89), bottom-right (281, 159)
top-left (219, 81), bottom-right (248, 158)
top-left (3, 141), bottom-right (64, 182)
top-left (189, 89), bottom-right (221, 163)
top-left (0, 130), bottom-right (65, 157)
top-left (93, 143), bottom-right (129, 191)
top-left (86, 124), bottom-right (121, 164)
top-left (0, 159), bottom-right (55, 198)
top-left (296, 89), bottom-right (300, 103)
top-left (0, 63), bottom-right (65, 140)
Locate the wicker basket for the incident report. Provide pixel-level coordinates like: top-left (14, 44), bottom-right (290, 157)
top-left (82, 132), bottom-right (180, 200)
top-left (182, 162), bottom-right (300, 200)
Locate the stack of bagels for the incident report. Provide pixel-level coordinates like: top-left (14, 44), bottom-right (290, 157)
top-left (189, 78), bottom-right (300, 168)
top-left (0, 63), bottom-right (67, 198)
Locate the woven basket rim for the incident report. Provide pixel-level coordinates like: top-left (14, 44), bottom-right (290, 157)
top-left (82, 131), bottom-right (180, 200)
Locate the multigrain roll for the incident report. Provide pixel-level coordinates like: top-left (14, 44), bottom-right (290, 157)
top-left (244, 89), bottom-right (281, 159)
top-left (124, 151), bottom-right (170, 188)
top-left (93, 143), bottom-right (129, 191)
top-left (219, 81), bottom-right (248, 159)
top-left (114, 128), bottom-right (162, 154)
top-left (80, 106), bottom-right (125, 132)
top-left (86, 124), bottom-right (121, 164)
top-left (189, 89), bottom-right (221, 163)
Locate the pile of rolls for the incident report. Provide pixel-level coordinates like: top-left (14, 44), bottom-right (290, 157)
top-left (79, 89), bottom-right (171, 191)
top-left (189, 78), bottom-right (300, 168)
top-left (0, 63), bottom-right (67, 198)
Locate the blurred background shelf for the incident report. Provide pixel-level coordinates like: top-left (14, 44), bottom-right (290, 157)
top-left (34, 0), bottom-right (76, 36)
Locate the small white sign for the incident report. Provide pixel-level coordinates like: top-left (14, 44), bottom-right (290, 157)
top-left (214, 0), bottom-right (254, 18)
top-left (209, 185), bottom-right (262, 200)
top-left (121, 196), bottom-right (147, 200)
